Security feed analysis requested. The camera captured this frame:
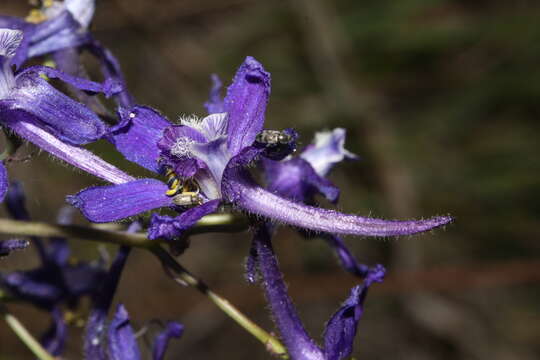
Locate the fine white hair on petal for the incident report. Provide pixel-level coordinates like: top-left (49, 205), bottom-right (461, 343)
top-left (300, 128), bottom-right (357, 177)
top-left (65, 0), bottom-right (96, 28)
top-left (0, 29), bottom-right (23, 58)
top-left (180, 112), bottom-right (228, 141)
top-left (170, 137), bottom-right (194, 158)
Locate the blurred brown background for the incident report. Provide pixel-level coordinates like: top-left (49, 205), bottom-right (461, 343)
top-left (1, 0), bottom-right (539, 359)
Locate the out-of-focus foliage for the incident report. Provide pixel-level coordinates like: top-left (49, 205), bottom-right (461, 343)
top-left (0, 0), bottom-right (538, 359)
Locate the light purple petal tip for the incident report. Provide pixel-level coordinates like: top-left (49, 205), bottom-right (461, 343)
top-left (224, 169), bottom-right (453, 237)
top-left (224, 56), bottom-right (271, 156)
top-left (152, 321), bottom-right (184, 360)
top-left (0, 29), bottom-right (23, 58)
top-left (301, 128), bottom-right (358, 177)
top-left (68, 179), bottom-right (173, 223)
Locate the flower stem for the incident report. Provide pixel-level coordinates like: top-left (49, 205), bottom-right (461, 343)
top-left (0, 305), bottom-right (56, 360)
top-left (151, 246), bottom-right (288, 358)
top-left (0, 213), bottom-right (248, 249)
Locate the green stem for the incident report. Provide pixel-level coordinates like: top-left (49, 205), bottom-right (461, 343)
top-left (151, 246), bottom-right (288, 359)
top-left (0, 214), bottom-right (248, 249)
top-left (1, 305), bottom-right (56, 360)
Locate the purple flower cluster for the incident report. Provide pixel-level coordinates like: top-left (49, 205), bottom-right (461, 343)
top-left (0, 1), bottom-right (453, 359)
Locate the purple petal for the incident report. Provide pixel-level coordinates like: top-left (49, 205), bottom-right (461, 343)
top-left (40, 307), bottom-right (67, 356)
top-left (19, 65), bottom-right (123, 98)
top-left (224, 169), bottom-right (453, 237)
top-left (204, 74), bottom-right (225, 114)
top-left (0, 162), bottom-right (7, 203)
top-left (109, 106), bottom-right (170, 173)
top-left (264, 157), bottom-right (340, 204)
top-left (0, 239), bottom-right (29, 257)
top-left (322, 266), bottom-right (385, 360)
top-left (108, 304), bottom-right (141, 360)
top-left (301, 128), bottom-right (358, 177)
top-left (224, 56), bottom-right (271, 156)
top-left (253, 223), bottom-right (325, 360)
top-left (152, 322), bottom-right (184, 360)
top-left (85, 244), bottom-right (134, 360)
top-left (26, 11), bottom-right (89, 61)
top-left (4, 119), bottom-right (134, 184)
top-left (2, 71), bottom-right (106, 145)
top-left (68, 179), bottom-right (173, 223)
top-left (148, 199), bottom-right (221, 240)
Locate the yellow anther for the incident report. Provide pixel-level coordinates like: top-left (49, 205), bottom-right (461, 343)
top-left (26, 9), bottom-right (47, 23)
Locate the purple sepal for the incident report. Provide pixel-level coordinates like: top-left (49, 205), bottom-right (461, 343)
top-left (322, 265), bottom-right (385, 360)
top-left (108, 304), bottom-right (142, 360)
top-left (2, 72), bottom-right (106, 145)
top-left (0, 239), bottom-right (29, 257)
top-left (19, 65), bottom-right (123, 97)
top-left (68, 179), bottom-right (173, 223)
top-left (109, 106), bottom-right (170, 173)
top-left (205, 74), bottom-right (225, 114)
top-left (301, 128), bottom-right (358, 177)
top-left (41, 307), bottom-right (67, 357)
top-left (152, 321), bottom-right (184, 360)
top-left (86, 40), bottom-right (135, 108)
top-left (264, 157), bottom-right (340, 204)
top-left (11, 11), bottom-right (87, 68)
top-left (85, 244), bottom-right (134, 360)
top-left (0, 162), bottom-right (7, 203)
top-left (321, 234), bottom-right (369, 278)
top-left (224, 167), bottom-right (453, 237)
top-left (224, 56), bottom-right (271, 156)
top-left (253, 223), bottom-right (325, 360)
top-left (148, 199), bottom-right (221, 240)
top-left (4, 120), bottom-right (134, 185)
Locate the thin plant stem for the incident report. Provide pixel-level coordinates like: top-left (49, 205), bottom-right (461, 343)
top-left (0, 213), bottom-right (248, 249)
top-left (151, 246), bottom-right (289, 359)
top-left (0, 305), bottom-right (56, 360)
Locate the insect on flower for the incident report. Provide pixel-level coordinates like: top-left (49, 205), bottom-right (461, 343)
top-left (164, 168), bottom-right (203, 207)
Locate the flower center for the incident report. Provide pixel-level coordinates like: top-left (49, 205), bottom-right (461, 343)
top-left (170, 138), bottom-right (194, 158)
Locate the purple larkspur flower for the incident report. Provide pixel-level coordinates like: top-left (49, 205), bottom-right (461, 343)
top-left (69, 56), bottom-right (451, 240)
top-left (85, 240), bottom-right (183, 360)
top-left (252, 222), bottom-right (384, 360)
top-left (0, 0), bottom-right (134, 108)
top-left (0, 28), bottom-right (134, 201)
